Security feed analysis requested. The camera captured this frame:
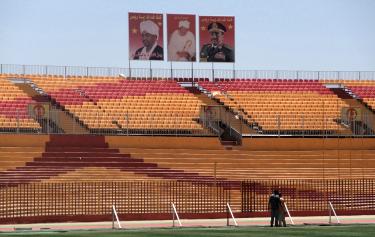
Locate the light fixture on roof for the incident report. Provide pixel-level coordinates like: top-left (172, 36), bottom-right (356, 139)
top-left (119, 74), bottom-right (126, 78)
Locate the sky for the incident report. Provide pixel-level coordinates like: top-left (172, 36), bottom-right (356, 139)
top-left (0, 0), bottom-right (374, 71)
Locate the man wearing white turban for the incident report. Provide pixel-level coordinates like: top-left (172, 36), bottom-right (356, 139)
top-left (133, 20), bottom-right (164, 60)
top-left (168, 20), bottom-right (196, 61)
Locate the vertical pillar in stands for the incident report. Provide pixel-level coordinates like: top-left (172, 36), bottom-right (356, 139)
top-left (277, 114), bottom-right (281, 137)
top-left (16, 109), bottom-right (19, 133)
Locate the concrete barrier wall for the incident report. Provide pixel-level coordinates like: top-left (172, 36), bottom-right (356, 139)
top-left (241, 138), bottom-right (375, 151)
top-left (0, 134), bottom-right (49, 147)
top-left (1, 134), bottom-right (374, 151)
top-left (105, 136), bottom-right (223, 150)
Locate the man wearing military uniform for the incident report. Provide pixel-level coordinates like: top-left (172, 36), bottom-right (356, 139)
top-left (200, 22), bottom-right (234, 62)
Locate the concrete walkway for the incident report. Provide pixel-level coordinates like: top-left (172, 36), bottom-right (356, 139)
top-left (0, 215), bottom-right (374, 232)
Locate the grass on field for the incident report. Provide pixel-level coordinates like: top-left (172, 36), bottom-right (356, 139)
top-left (0, 225), bottom-right (374, 237)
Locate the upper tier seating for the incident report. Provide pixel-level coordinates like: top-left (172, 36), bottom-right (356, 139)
top-left (198, 79), bottom-right (347, 131)
top-left (90, 80), bottom-right (204, 131)
top-left (29, 76), bottom-right (205, 132)
top-left (343, 80), bottom-right (375, 110)
top-left (0, 77), bottom-right (41, 131)
top-left (30, 75), bottom-right (120, 129)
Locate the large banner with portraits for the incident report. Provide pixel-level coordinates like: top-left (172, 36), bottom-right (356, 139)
top-left (128, 12), bottom-right (164, 61)
top-left (167, 14), bottom-right (196, 62)
top-left (199, 16), bottom-right (235, 62)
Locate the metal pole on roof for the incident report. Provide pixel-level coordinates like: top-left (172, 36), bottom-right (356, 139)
top-left (170, 61), bottom-right (173, 80)
top-left (233, 63), bottom-right (235, 80)
top-left (149, 61), bottom-right (152, 79)
top-left (211, 62), bottom-right (214, 82)
top-left (0, 64), bottom-right (2, 74)
top-left (191, 62), bottom-right (194, 85)
top-left (128, 60), bottom-right (132, 78)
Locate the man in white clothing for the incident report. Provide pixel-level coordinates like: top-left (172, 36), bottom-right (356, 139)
top-left (168, 20), bottom-right (196, 61)
top-left (133, 20), bottom-right (163, 60)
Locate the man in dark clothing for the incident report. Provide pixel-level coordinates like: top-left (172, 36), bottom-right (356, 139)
top-left (268, 189), bottom-right (280, 227)
top-left (200, 22), bottom-right (234, 62)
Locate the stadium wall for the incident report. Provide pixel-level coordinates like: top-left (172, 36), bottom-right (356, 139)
top-left (0, 134), bottom-right (374, 150)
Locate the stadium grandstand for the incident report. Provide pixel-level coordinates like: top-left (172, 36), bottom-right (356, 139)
top-left (1, 64), bottom-right (375, 224)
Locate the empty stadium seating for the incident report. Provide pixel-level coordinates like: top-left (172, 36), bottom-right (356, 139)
top-left (2, 135), bottom-right (375, 184)
top-left (29, 75), bottom-right (120, 130)
top-left (26, 76), bottom-right (207, 133)
top-left (89, 80), bottom-right (205, 132)
top-left (343, 80), bottom-right (375, 110)
top-left (0, 135), bottom-right (226, 185)
top-left (198, 79), bottom-right (348, 132)
top-left (2, 66), bottom-right (375, 224)
top-left (1, 135), bottom-right (375, 221)
top-left (1, 73), bottom-right (375, 136)
top-left (0, 78), bottom-right (41, 132)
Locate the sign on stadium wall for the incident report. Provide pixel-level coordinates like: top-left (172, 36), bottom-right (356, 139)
top-left (28, 103), bottom-right (50, 118)
top-left (129, 12), bottom-right (164, 61)
top-left (167, 14), bottom-right (196, 62)
top-left (199, 16), bottom-right (235, 63)
top-left (342, 107), bottom-right (362, 122)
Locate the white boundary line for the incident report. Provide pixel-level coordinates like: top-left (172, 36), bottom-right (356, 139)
top-left (112, 205), bottom-right (122, 229)
top-left (329, 201), bottom-right (340, 224)
top-left (171, 203), bottom-right (182, 227)
top-left (284, 203), bottom-right (295, 225)
top-left (226, 203), bottom-right (238, 226)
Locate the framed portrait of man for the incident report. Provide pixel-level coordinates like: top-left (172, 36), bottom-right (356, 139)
top-left (199, 16), bottom-right (235, 63)
top-left (129, 12), bottom-right (164, 61)
top-left (167, 14), bottom-right (196, 62)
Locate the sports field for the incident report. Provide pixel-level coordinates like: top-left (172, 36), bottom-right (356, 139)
top-left (0, 225), bottom-right (374, 237)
